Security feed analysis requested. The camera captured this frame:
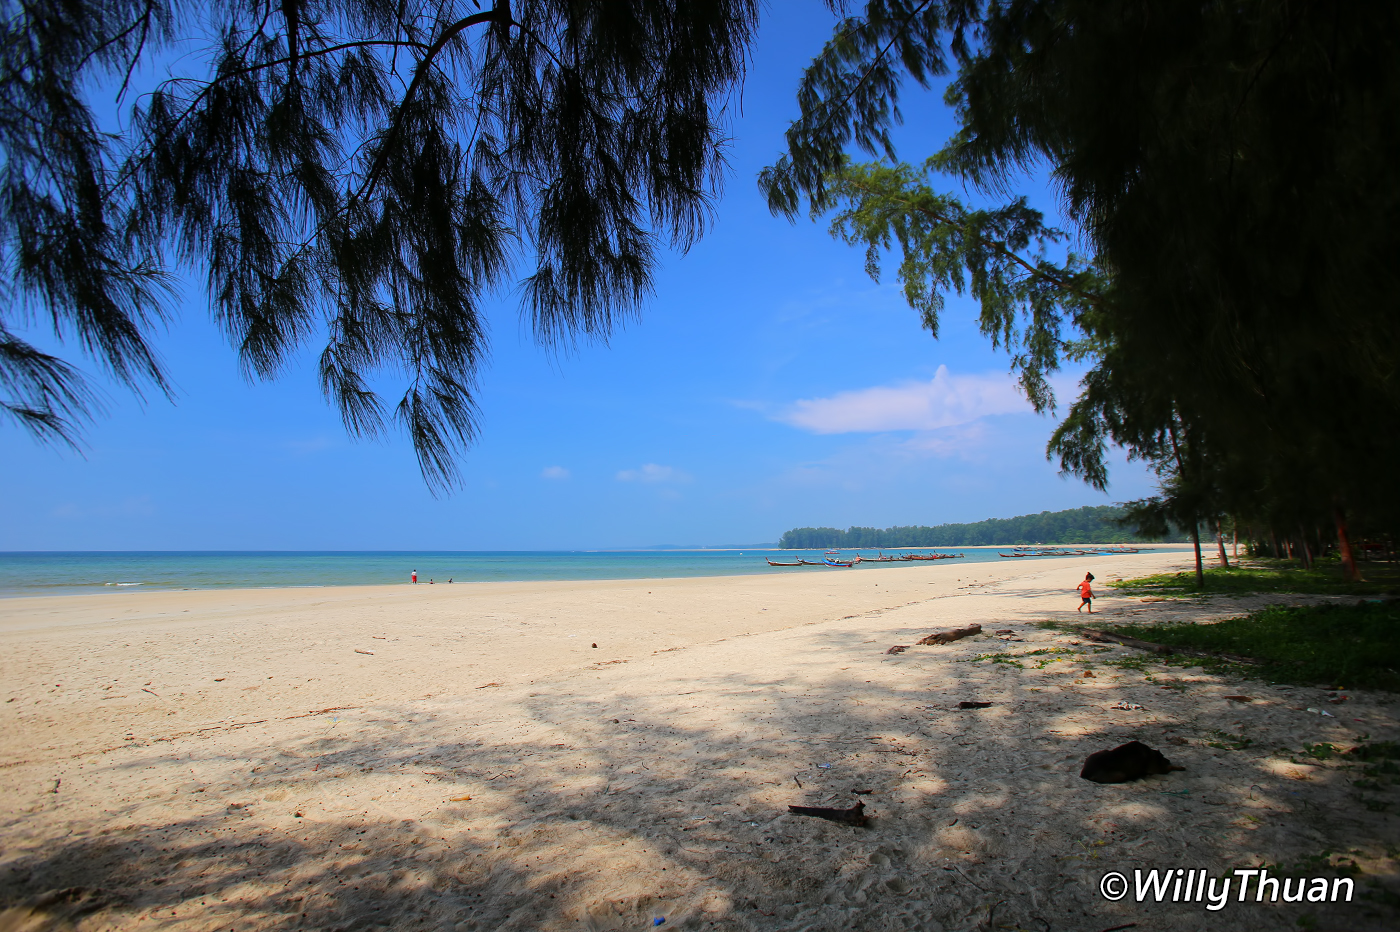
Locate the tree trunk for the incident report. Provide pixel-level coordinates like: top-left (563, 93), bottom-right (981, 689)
top-left (1335, 507), bottom-right (1363, 583)
top-left (1269, 528), bottom-right (1280, 558)
top-left (1215, 519), bottom-right (1230, 568)
top-left (1191, 521), bottom-right (1205, 587)
top-left (1298, 529), bottom-right (1313, 569)
top-left (1232, 521), bottom-right (1238, 561)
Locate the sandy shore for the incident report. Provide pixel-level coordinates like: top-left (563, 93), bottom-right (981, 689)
top-left (1, 551), bottom-right (1395, 931)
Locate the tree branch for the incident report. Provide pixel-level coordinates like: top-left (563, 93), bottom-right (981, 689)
top-left (842, 175), bottom-right (1105, 308)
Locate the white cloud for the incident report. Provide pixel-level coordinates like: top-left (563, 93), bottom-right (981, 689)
top-left (615, 463), bottom-right (689, 483)
top-left (775, 365), bottom-right (1033, 434)
top-left (540, 466), bottom-right (570, 480)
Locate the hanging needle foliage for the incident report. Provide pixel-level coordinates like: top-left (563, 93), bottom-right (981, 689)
top-left (0, 0), bottom-right (759, 490)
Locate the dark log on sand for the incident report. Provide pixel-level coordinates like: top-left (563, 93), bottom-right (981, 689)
top-left (917, 624), bottom-right (982, 646)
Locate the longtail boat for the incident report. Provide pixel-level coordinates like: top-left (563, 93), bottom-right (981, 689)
top-left (823, 558), bottom-right (855, 567)
top-left (766, 558), bottom-right (803, 566)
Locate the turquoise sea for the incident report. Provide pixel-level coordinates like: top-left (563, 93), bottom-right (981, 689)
top-left (0, 547), bottom-right (1180, 598)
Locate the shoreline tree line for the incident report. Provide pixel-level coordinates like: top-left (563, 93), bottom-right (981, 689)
top-left (778, 505), bottom-right (1187, 550)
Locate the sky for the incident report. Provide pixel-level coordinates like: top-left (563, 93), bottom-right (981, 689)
top-left (0, 1), bottom-right (1161, 551)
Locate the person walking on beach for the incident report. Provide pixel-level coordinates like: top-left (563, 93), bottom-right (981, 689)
top-left (1076, 572), bottom-right (1095, 613)
top-left (411, 569), bottom-right (418, 584)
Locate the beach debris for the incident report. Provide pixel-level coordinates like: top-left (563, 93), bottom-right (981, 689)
top-left (995, 629), bottom-right (1014, 634)
top-left (214, 677), bottom-right (225, 682)
top-left (1224, 695), bottom-right (1252, 702)
top-left (819, 763), bottom-right (832, 769)
top-left (917, 624), bottom-right (982, 646)
top-left (886, 645), bottom-right (909, 654)
top-left (653, 919), bottom-right (666, 927)
top-left (476, 682), bottom-right (502, 689)
top-left (1110, 700), bottom-right (1144, 711)
top-left (852, 788), bottom-right (873, 795)
top-left (787, 801), bottom-right (868, 827)
top-left (449, 795), bottom-right (472, 802)
top-left (592, 643), bottom-right (598, 648)
top-left (1304, 707), bottom-right (1335, 717)
top-left (958, 701), bottom-right (993, 709)
top-left (141, 687), bottom-right (160, 697)
top-left (1081, 670), bottom-right (1096, 678)
top-left (354, 649), bottom-right (374, 655)
top-left (1080, 741), bottom-right (1184, 784)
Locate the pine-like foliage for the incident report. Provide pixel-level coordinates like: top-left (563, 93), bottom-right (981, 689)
top-left (0, 0), bottom-right (758, 488)
top-left (767, 1), bottom-right (1400, 545)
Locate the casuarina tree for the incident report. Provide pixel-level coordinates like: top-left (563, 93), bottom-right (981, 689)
top-left (0, 0), bottom-right (758, 489)
top-left (764, 1), bottom-right (1400, 574)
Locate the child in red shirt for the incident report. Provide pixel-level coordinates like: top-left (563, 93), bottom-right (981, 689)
top-left (1076, 573), bottom-right (1095, 613)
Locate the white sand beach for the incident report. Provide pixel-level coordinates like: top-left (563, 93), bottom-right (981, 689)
top-left (1, 551), bottom-right (1395, 931)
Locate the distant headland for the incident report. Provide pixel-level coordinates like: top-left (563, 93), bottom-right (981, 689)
top-left (778, 505), bottom-right (1186, 549)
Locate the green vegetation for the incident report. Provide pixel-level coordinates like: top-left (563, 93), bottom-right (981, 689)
top-left (1206, 731), bottom-right (1253, 751)
top-left (0, 0), bottom-right (758, 487)
top-left (1095, 601), bottom-right (1400, 692)
top-left (779, 505), bottom-right (1177, 549)
top-left (1111, 560), bottom-right (1400, 598)
top-left (960, 646), bottom-right (1096, 670)
top-left (766, 2), bottom-right (1400, 587)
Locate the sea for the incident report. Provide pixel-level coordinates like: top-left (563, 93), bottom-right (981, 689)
top-left (0, 547), bottom-right (1182, 599)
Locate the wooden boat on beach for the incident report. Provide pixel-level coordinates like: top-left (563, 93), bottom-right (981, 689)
top-left (765, 558), bottom-right (803, 566)
top-left (823, 558), bottom-right (855, 567)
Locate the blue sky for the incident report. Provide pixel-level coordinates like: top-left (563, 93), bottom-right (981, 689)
top-left (1, 1), bottom-right (1158, 551)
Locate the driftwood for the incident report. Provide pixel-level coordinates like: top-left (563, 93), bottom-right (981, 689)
top-left (787, 802), bottom-right (868, 827)
top-left (885, 645), bottom-right (908, 654)
top-left (1080, 628), bottom-right (1259, 665)
top-left (958, 701), bottom-right (993, 709)
top-left (917, 624), bottom-right (982, 646)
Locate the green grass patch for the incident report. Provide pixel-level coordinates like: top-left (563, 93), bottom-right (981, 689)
top-left (1111, 559), bottom-right (1400, 597)
top-left (1206, 730), bottom-right (1253, 751)
top-left (959, 646), bottom-right (1092, 670)
top-left (1350, 741), bottom-right (1400, 762)
top-left (1095, 600), bottom-right (1400, 691)
top-left (1302, 743), bottom-right (1338, 761)
top-left (961, 652), bottom-right (1025, 668)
